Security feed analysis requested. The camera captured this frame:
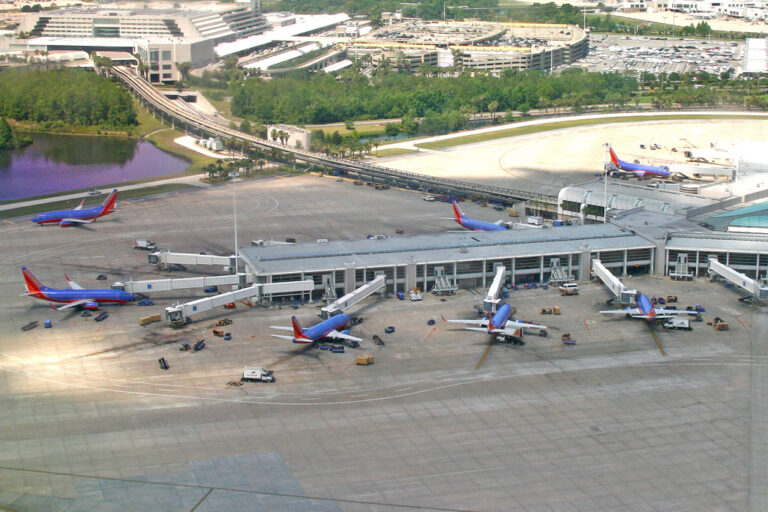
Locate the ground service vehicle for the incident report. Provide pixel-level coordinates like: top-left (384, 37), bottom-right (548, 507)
top-left (95, 312), bottom-right (109, 322)
top-left (134, 239), bottom-right (157, 251)
top-left (158, 357), bottom-right (169, 370)
top-left (662, 318), bottom-right (692, 331)
top-left (559, 283), bottom-right (579, 296)
top-left (242, 368), bottom-right (275, 382)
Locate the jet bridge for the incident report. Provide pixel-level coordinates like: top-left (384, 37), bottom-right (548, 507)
top-left (148, 250), bottom-right (238, 271)
top-left (591, 259), bottom-right (636, 304)
top-left (708, 257), bottom-right (768, 302)
top-left (112, 273), bottom-right (253, 294)
top-left (320, 274), bottom-right (386, 319)
top-left (164, 280), bottom-right (314, 325)
top-left (483, 265), bottom-right (505, 313)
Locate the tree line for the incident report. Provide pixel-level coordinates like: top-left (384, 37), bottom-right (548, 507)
top-left (231, 68), bottom-right (639, 125)
top-left (0, 68), bottom-right (137, 128)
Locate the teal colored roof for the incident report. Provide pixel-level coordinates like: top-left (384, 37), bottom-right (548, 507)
top-left (730, 215), bottom-right (768, 228)
top-left (711, 200), bottom-right (768, 219)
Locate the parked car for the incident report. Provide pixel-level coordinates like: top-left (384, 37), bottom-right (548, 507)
top-left (384, 326), bottom-right (395, 334)
top-left (96, 274), bottom-right (107, 280)
top-left (137, 298), bottom-right (154, 306)
top-left (88, 188), bottom-right (101, 195)
top-left (158, 357), bottom-right (169, 370)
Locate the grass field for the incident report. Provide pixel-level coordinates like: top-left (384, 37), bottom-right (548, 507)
top-left (372, 148), bottom-right (419, 157)
top-left (0, 184), bottom-right (197, 219)
top-left (415, 114), bottom-right (768, 150)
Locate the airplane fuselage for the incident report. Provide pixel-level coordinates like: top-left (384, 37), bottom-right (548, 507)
top-left (636, 294), bottom-right (655, 318)
top-left (456, 216), bottom-right (507, 231)
top-left (32, 206), bottom-right (104, 225)
top-left (609, 148), bottom-right (669, 178)
top-left (452, 201), bottom-right (507, 231)
top-left (30, 286), bottom-right (134, 305)
top-left (488, 303), bottom-right (513, 332)
top-left (301, 313), bottom-right (351, 342)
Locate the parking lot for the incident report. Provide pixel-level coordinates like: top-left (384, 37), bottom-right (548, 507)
top-left (574, 34), bottom-right (742, 76)
top-left (0, 175), bottom-right (764, 510)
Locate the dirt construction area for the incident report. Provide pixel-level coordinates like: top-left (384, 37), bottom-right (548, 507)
top-left (382, 117), bottom-right (768, 196)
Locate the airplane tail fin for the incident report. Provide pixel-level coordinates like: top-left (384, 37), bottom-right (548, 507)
top-left (487, 311), bottom-right (495, 331)
top-left (291, 316), bottom-right (304, 339)
top-left (98, 189), bottom-right (118, 218)
top-left (451, 201), bottom-right (464, 222)
top-left (608, 147), bottom-right (620, 166)
top-left (21, 267), bottom-right (45, 295)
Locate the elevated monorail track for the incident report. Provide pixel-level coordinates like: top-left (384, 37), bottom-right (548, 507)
top-left (108, 65), bottom-right (557, 207)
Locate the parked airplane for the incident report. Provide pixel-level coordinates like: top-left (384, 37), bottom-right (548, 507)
top-left (270, 314), bottom-right (362, 344)
top-left (450, 201), bottom-right (507, 231)
top-left (32, 189), bottom-right (118, 227)
top-left (608, 147), bottom-right (670, 179)
top-left (442, 303), bottom-right (547, 344)
top-left (600, 293), bottom-right (700, 321)
top-left (21, 267), bottom-right (134, 310)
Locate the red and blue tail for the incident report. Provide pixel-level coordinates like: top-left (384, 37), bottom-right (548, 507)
top-left (291, 316), bottom-right (312, 342)
top-left (452, 201), bottom-right (464, 223)
top-left (97, 189), bottom-right (118, 219)
top-left (21, 267), bottom-right (46, 297)
top-left (609, 147), bottom-right (620, 167)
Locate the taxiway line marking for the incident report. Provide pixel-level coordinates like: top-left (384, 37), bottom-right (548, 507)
top-left (423, 327), bottom-right (437, 343)
top-left (475, 340), bottom-right (494, 371)
top-left (646, 323), bottom-right (666, 356)
top-left (737, 316), bottom-right (750, 332)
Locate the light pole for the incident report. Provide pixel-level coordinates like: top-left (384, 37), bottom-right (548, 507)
top-left (603, 142), bottom-right (610, 224)
top-left (232, 170), bottom-right (239, 275)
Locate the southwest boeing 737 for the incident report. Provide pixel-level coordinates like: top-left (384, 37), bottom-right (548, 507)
top-left (32, 189), bottom-right (118, 227)
top-left (21, 267), bottom-right (134, 310)
top-left (608, 147), bottom-right (670, 179)
top-left (600, 293), bottom-right (700, 321)
top-left (270, 314), bottom-right (362, 344)
top-left (450, 201), bottom-right (507, 231)
top-left (442, 303), bottom-right (547, 343)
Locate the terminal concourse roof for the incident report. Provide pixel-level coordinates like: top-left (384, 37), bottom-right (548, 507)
top-left (239, 223), bottom-right (654, 274)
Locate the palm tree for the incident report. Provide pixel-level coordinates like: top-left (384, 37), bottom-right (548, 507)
top-left (257, 159), bottom-right (265, 174)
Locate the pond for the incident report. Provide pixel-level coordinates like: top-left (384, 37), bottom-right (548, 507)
top-left (0, 133), bottom-right (190, 201)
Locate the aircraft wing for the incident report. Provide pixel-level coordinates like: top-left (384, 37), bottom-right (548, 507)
top-left (65, 275), bottom-right (84, 290)
top-left (600, 308), bottom-right (642, 316)
top-left (326, 330), bottom-right (362, 342)
top-left (504, 320), bottom-right (547, 330)
top-left (269, 325), bottom-right (293, 331)
top-left (441, 315), bottom-right (489, 327)
top-left (74, 199), bottom-right (86, 210)
top-left (53, 299), bottom-right (92, 311)
top-left (493, 220), bottom-right (506, 226)
top-left (60, 218), bottom-right (96, 224)
top-left (271, 334), bottom-right (296, 340)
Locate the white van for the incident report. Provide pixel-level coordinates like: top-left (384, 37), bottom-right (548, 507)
top-left (559, 283), bottom-right (579, 295)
